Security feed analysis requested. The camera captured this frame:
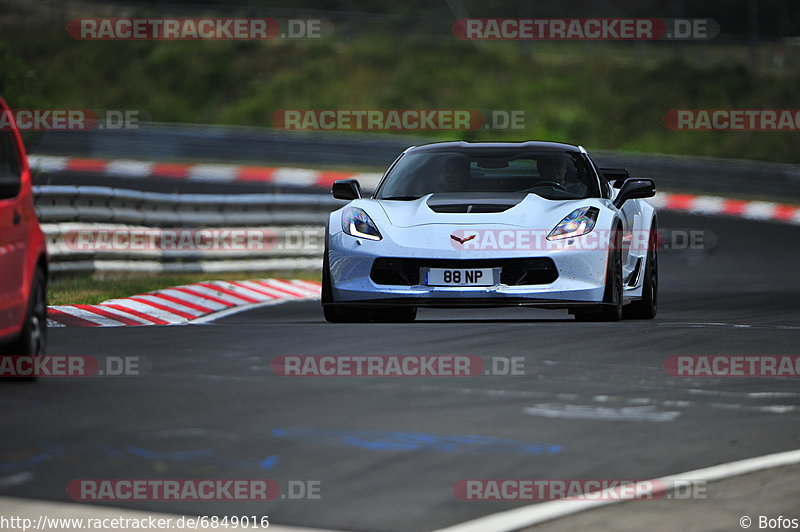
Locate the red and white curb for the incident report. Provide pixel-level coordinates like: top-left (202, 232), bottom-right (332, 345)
top-left (650, 192), bottom-right (800, 224)
top-left (28, 155), bottom-right (800, 224)
top-left (47, 278), bottom-right (321, 328)
top-left (29, 155), bottom-right (382, 188)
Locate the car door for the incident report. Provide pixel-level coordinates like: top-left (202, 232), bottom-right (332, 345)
top-left (0, 127), bottom-right (27, 337)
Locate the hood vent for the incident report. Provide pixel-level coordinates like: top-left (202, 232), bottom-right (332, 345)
top-left (429, 203), bottom-right (512, 213)
top-left (425, 193), bottom-right (527, 214)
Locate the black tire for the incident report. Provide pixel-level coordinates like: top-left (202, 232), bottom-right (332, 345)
top-left (323, 304), bottom-right (369, 323)
top-left (320, 246), bottom-right (359, 322)
top-left (574, 228), bottom-right (623, 322)
top-left (321, 246), bottom-right (416, 323)
top-left (623, 220), bottom-right (658, 320)
top-left (5, 268), bottom-right (47, 381)
top-left (369, 306), bottom-right (417, 323)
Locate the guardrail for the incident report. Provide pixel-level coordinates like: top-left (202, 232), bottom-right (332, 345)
top-left (43, 224), bottom-right (325, 274)
top-left (34, 186), bottom-right (341, 226)
top-left (35, 180), bottom-right (800, 274)
top-left (35, 186), bottom-right (339, 273)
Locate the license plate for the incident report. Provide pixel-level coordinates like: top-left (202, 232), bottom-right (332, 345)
top-left (425, 267), bottom-right (496, 286)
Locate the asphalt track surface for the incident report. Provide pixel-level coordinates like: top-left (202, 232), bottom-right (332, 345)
top-left (2, 212), bottom-right (800, 531)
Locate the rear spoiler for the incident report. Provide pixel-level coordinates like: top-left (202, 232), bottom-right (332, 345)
top-left (599, 168), bottom-right (630, 189)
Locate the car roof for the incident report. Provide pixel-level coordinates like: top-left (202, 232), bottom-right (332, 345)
top-left (405, 141), bottom-right (583, 153)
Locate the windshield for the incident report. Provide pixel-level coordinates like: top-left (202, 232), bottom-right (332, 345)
top-left (376, 149), bottom-right (599, 200)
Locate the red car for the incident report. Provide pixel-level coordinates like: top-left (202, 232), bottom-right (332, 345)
top-left (0, 96), bottom-right (48, 358)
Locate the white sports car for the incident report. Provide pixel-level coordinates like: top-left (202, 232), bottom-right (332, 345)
top-left (322, 141), bottom-right (657, 322)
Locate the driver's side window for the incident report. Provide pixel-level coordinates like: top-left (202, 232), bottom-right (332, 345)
top-left (0, 131), bottom-right (22, 199)
top-left (587, 156), bottom-right (611, 199)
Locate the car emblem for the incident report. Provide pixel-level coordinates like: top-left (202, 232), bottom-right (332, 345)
top-left (450, 234), bottom-right (476, 245)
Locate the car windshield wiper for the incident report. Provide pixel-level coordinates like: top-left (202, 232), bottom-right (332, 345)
top-left (380, 195), bottom-right (421, 200)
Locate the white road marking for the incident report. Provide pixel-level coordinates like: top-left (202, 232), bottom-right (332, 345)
top-left (523, 404), bottom-right (681, 422)
top-left (689, 389), bottom-right (798, 398)
top-left (188, 299), bottom-right (289, 324)
top-left (662, 400), bottom-right (691, 407)
top-left (0, 472), bottom-right (33, 489)
top-left (748, 392), bottom-right (800, 398)
top-left (657, 322), bottom-right (800, 331)
top-left (708, 403), bottom-right (796, 414)
top-left (434, 447), bottom-right (800, 532)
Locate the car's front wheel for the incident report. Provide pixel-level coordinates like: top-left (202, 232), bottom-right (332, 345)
top-left (623, 220), bottom-right (658, 320)
top-left (322, 248), bottom-right (416, 323)
top-left (574, 228), bottom-right (623, 322)
top-left (5, 268), bottom-right (47, 380)
top-left (321, 250), bottom-right (357, 322)
top-left (323, 304), bottom-right (366, 323)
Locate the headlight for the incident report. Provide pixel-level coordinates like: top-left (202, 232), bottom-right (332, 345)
top-left (547, 207), bottom-right (599, 241)
top-left (342, 206), bottom-right (382, 241)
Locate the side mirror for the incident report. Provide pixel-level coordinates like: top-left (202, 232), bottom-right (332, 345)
top-left (613, 178), bottom-right (656, 209)
top-left (600, 167), bottom-right (629, 190)
top-left (332, 179), bottom-right (362, 200)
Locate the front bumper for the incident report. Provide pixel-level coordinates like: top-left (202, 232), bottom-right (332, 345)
top-left (327, 227), bottom-right (611, 308)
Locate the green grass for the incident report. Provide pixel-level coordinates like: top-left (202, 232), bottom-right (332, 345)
top-left (2, 23), bottom-right (800, 163)
top-left (48, 271), bottom-right (321, 306)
